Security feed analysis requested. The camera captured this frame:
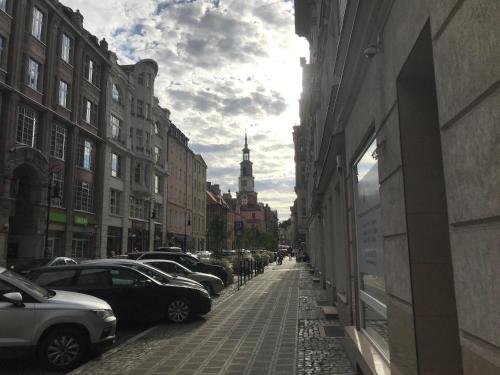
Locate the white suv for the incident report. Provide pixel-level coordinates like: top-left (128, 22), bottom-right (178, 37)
top-left (0, 267), bottom-right (116, 371)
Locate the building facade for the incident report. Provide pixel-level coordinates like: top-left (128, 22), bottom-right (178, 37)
top-left (0, 0), bottom-right (111, 264)
top-left (99, 57), bottom-right (170, 257)
top-left (192, 154), bottom-right (207, 251)
top-left (166, 123), bottom-right (193, 250)
top-left (294, 0), bottom-right (499, 374)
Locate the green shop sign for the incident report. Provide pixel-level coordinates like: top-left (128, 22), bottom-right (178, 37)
top-left (74, 215), bottom-right (96, 226)
top-left (49, 212), bottom-right (67, 223)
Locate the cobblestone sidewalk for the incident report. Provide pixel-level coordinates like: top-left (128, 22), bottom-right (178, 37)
top-left (297, 266), bottom-right (356, 375)
top-left (70, 259), bottom-right (355, 375)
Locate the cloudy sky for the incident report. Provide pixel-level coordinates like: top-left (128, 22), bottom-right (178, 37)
top-left (64, 0), bottom-right (309, 219)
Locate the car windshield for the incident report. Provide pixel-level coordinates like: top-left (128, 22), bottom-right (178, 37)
top-left (181, 255), bottom-right (199, 268)
top-left (2, 269), bottom-right (53, 299)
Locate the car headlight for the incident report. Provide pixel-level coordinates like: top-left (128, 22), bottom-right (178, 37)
top-left (91, 309), bottom-right (114, 320)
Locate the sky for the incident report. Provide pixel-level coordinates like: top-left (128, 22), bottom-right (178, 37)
top-left (64, 0), bottom-right (309, 220)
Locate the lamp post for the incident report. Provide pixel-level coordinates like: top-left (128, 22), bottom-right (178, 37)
top-left (44, 167), bottom-right (62, 258)
top-left (183, 212), bottom-right (191, 252)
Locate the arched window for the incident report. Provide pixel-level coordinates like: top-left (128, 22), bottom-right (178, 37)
top-left (112, 84), bottom-right (121, 104)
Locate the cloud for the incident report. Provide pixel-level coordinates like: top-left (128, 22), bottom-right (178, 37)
top-left (63, 0), bottom-right (309, 218)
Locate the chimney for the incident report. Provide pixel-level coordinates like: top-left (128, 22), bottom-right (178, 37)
top-left (100, 38), bottom-right (109, 52)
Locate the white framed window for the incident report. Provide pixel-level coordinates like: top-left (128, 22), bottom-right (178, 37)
top-left (77, 138), bottom-right (94, 171)
top-left (135, 129), bottom-right (143, 148)
top-left (137, 100), bottom-right (143, 117)
top-left (74, 181), bottom-right (94, 212)
top-left (31, 7), bottom-right (44, 41)
top-left (82, 98), bottom-right (97, 125)
top-left (51, 171), bottom-right (64, 207)
top-left (134, 163), bottom-right (141, 183)
top-left (353, 137), bottom-right (389, 358)
top-left (112, 84), bottom-right (120, 103)
top-left (154, 122), bottom-right (161, 136)
top-left (50, 124), bottom-right (66, 160)
top-left (61, 33), bottom-right (71, 63)
top-left (110, 114), bottom-right (121, 139)
top-left (71, 239), bottom-right (89, 258)
top-left (110, 189), bottom-right (122, 215)
top-left (154, 175), bottom-right (160, 194)
top-left (16, 106), bottom-right (37, 147)
top-left (129, 196), bottom-right (147, 220)
top-left (154, 146), bottom-right (161, 163)
top-left (27, 58), bottom-right (40, 91)
top-left (87, 58), bottom-right (94, 82)
top-left (58, 80), bottom-right (69, 108)
top-left (111, 153), bottom-right (121, 178)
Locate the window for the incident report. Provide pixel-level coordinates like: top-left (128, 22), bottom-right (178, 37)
top-left (82, 98), bottom-right (97, 125)
top-left (61, 33), bottom-right (71, 63)
top-left (154, 122), bottom-right (161, 136)
top-left (110, 189), bottom-right (122, 215)
top-left (137, 100), bottom-right (144, 117)
top-left (50, 171), bottom-right (64, 207)
top-left (146, 103), bottom-right (150, 119)
top-left (138, 73), bottom-right (144, 85)
top-left (154, 175), bottom-right (160, 194)
top-left (76, 268), bottom-right (110, 287)
top-left (58, 80), bottom-right (69, 108)
top-left (112, 84), bottom-right (121, 103)
top-left (110, 268), bottom-right (147, 287)
top-left (86, 58), bottom-right (94, 82)
top-left (353, 138), bottom-right (389, 357)
top-left (134, 163), bottom-right (141, 183)
top-left (0, 35), bottom-right (6, 67)
top-left (74, 181), bottom-right (94, 212)
top-left (27, 58), bottom-right (40, 91)
top-left (154, 146), bottom-right (161, 163)
top-left (154, 203), bottom-right (162, 221)
top-left (146, 73), bottom-right (152, 88)
top-left (31, 7), bottom-right (44, 41)
top-left (145, 132), bottom-right (150, 150)
top-left (35, 270), bottom-right (76, 287)
top-left (110, 114), bottom-right (121, 139)
top-left (50, 124), bottom-right (66, 160)
top-left (0, 0), bottom-right (6, 12)
top-left (16, 106), bottom-right (37, 147)
top-left (77, 139), bottom-right (94, 170)
top-left (111, 153), bottom-right (121, 178)
top-left (136, 129), bottom-right (143, 148)
top-left (129, 197), bottom-right (148, 220)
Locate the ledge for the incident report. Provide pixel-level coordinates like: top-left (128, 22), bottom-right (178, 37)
top-left (345, 326), bottom-right (391, 375)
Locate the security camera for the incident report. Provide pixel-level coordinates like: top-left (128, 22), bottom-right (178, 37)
top-left (363, 45), bottom-right (381, 59)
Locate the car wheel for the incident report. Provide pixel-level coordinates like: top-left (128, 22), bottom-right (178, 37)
top-left (166, 298), bottom-right (191, 323)
top-left (38, 327), bottom-right (88, 372)
top-left (201, 281), bottom-right (213, 295)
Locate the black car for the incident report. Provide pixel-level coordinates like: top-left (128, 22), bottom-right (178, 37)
top-left (26, 264), bottom-right (211, 324)
top-left (128, 252), bottom-right (229, 285)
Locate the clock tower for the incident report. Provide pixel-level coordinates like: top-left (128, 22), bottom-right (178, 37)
top-left (238, 133), bottom-right (255, 194)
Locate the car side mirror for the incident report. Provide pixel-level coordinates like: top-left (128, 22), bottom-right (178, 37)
top-left (3, 292), bottom-right (24, 307)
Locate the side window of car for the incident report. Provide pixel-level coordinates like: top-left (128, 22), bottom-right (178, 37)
top-left (110, 268), bottom-right (148, 287)
top-left (66, 259), bottom-right (77, 265)
top-left (76, 269), bottom-right (111, 287)
top-left (52, 259), bottom-right (66, 266)
top-left (180, 256), bottom-right (197, 268)
top-left (34, 270), bottom-right (76, 287)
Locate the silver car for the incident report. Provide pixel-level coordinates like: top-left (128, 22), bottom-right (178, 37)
top-left (0, 267), bottom-right (116, 372)
top-left (140, 259), bottom-right (224, 295)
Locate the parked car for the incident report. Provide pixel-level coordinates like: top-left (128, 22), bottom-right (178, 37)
top-left (8, 257), bottom-right (78, 275)
top-left (127, 251), bottom-right (229, 285)
top-left (0, 266), bottom-right (116, 372)
top-left (155, 246), bottom-right (183, 253)
top-left (83, 258), bottom-right (204, 289)
top-left (140, 259), bottom-right (224, 295)
top-left (196, 251), bottom-right (212, 261)
top-left (26, 264), bottom-right (211, 324)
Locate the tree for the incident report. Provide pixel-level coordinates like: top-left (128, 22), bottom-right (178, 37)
top-left (208, 214), bottom-right (227, 256)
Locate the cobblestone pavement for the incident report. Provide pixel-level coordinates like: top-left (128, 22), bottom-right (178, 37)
top-left (297, 266), bottom-right (356, 375)
top-left (70, 261), bottom-right (299, 375)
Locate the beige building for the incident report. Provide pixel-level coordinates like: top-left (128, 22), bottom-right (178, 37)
top-left (192, 154), bottom-right (207, 251)
top-left (166, 123), bottom-right (192, 250)
top-left (294, 0), bottom-right (499, 374)
top-left (99, 58), bottom-right (170, 256)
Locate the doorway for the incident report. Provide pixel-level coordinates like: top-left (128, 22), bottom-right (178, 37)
top-left (397, 21), bottom-right (462, 373)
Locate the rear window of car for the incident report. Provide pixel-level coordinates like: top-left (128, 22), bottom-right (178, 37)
top-left (75, 269), bottom-right (111, 287)
top-left (32, 270), bottom-right (76, 287)
top-left (140, 253), bottom-right (170, 260)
